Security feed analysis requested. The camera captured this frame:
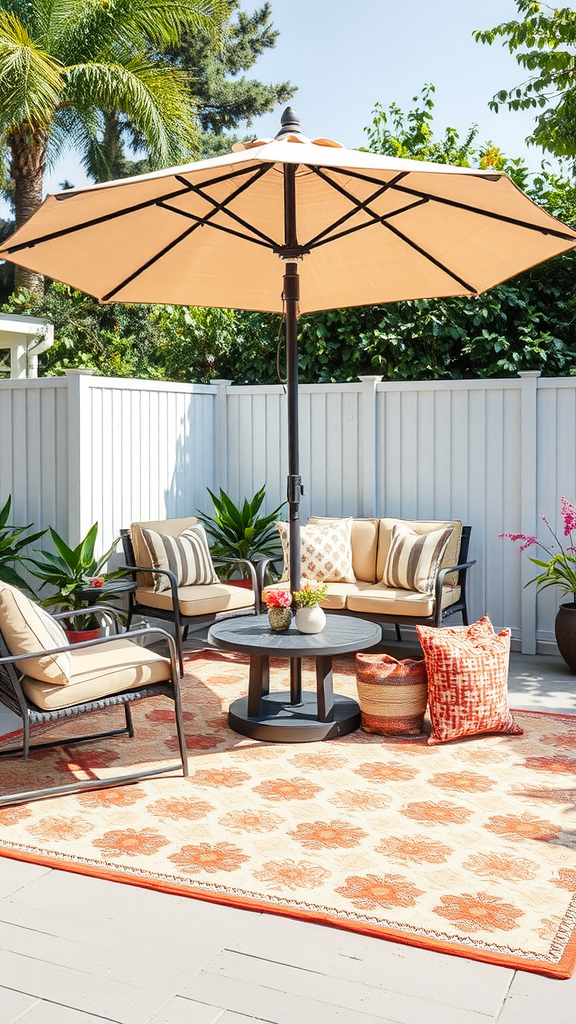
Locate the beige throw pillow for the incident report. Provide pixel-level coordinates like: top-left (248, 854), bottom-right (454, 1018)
top-left (277, 519), bottom-right (356, 583)
top-left (140, 524), bottom-right (219, 593)
top-left (0, 581), bottom-right (72, 684)
top-left (383, 522), bottom-right (453, 594)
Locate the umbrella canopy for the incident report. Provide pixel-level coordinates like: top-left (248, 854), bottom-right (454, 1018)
top-left (2, 107), bottom-right (576, 605)
top-left (2, 108), bottom-right (575, 311)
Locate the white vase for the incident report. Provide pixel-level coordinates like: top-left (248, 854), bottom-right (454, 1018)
top-left (295, 605), bottom-right (326, 634)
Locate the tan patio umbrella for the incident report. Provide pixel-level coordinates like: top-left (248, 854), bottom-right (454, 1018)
top-left (2, 107), bottom-right (576, 598)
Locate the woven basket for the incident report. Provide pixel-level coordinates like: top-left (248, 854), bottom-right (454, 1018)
top-left (355, 653), bottom-right (428, 736)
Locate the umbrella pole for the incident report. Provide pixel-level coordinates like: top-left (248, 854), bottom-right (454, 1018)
top-left (283, 161), bottom-right (303, 705)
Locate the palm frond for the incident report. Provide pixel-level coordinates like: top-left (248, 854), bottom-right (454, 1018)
top-left (0, 11), bottom-right (63, 129)
top-left (65, 55), bottom-right (199, 164)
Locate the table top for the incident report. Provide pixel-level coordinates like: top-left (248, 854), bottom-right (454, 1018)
top-left (208, 614), bottom-right (381, 657)
top-left (78, 578), bottom-right (136, 600)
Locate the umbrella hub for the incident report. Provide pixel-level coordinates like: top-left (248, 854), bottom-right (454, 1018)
top-left (276, 107), bottom-right (303, 138)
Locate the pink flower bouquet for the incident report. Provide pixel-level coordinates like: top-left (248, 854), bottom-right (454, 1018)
top-left (265, 589), bottom-right (292, 609)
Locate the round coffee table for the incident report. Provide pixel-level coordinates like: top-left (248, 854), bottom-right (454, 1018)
top-left (208, 614), bottom-right (381, 742)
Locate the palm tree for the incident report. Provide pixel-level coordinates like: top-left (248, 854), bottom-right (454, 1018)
top-left (0, 0), bottom-right (228, 293)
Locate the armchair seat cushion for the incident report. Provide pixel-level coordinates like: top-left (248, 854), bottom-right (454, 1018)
top-left (136, 582), bottom-right (255, 617)
top-left (346, 583), bottom-right (461, 618)
top-left (21, 639), bottom-right (172, 711)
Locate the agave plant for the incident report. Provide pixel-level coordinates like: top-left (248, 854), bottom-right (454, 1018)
top-left (28, 523), bottom-right (126, 621)
top-left (196, 486), bottom-right (285, 579)
top-left (0, 495), bottom-right (46, 592)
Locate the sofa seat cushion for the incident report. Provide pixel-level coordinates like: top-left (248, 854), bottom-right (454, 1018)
top-left (263, 581), bottom-right (374, 611)
top-left (136, 583), bottom-right (255, 617)
top-left (21, 639), bottom-right (172, 711)
top-left (346, 583), bottom-right (461, 618)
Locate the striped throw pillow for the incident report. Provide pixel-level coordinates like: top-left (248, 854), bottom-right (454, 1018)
top-left (383, 523), bottom-right (453, 594)
top-left (140, 525), bottom-right (219, 593)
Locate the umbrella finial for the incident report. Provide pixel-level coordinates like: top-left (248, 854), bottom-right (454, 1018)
top-left (277, 107), bottom-right (302, 137)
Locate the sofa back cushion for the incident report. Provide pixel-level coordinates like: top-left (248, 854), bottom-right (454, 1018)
top-left (308, 518), bottom-right (379, 582)
top-left (383, 523), bottom-right (453, 594)
top-left (0, 581), bottom-right (72, 685)
top-left (277, 519), bottom-right (356, 583)
top-left (130, 516), bottom-right (198, 586)
top-left (376, 519), bottom-right (462, 587)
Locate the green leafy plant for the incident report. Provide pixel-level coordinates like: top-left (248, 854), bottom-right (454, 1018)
top-left (28, 523), bottom-right (126, 627)
top-left (0, 495), bottom-right (46, 592)
top-left (196, 485), bottom-right (285, 580)
top-left (293, 581), bottom-right (328, 608)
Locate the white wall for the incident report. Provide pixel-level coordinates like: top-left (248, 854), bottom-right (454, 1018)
top-left (0, 370), bottom-right (572, 654)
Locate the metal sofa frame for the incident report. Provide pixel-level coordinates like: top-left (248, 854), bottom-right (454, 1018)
top-left (257, 526), bottom-right (476, 638)
top-left (120, 529), bottom-right (257, 673)
top-left (0, 606), bottom-right (189, 807)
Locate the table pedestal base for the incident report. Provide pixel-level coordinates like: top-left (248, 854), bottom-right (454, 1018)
top-left (228, 690), bottom-right (360, 743)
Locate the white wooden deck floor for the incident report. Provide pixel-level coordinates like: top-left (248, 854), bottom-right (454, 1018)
top-left (1, 650), bottom-right (575, 1024)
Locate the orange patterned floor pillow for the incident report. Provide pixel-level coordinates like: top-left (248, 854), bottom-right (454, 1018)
top-left (355, 653), bottom-right (428, 736)
top-left (416, 616), bottom-right (523, 746)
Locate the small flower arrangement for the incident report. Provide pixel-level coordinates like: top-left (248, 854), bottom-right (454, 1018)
top-left (500, 495), bottom-right (576, 598)
top-left (292, 580), bottom-right (328, 607)
top-left (265, 589), bottom-right (292, 609)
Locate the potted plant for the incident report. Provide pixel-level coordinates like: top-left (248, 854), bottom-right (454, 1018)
top-left (293, 580), bottom-right (329, 635)
top-left (501, 495), bottom-right (576, 672)
top-left (197, 485), bottom-right (285, 585)
top-left (264, 588), bottom-right (293, 631)
top-left (0, 494), bottom-right (46, 592)
top-left (28, 523), bottom-right (126, 642)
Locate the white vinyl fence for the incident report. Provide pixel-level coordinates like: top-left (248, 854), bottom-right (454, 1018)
top-left (1, 368), bottom-right (574, 655)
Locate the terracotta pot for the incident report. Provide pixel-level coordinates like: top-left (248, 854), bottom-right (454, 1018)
top-left (227, 579), bottom-right (253, 589)
top-left (65, 627), bottom-right (101, 645)
top-left (268, 607), bottom-right (291, 631)
top-left (555, 602), bottom-right (576, 674)
top-left (295, 605), bottom-right (326, 634)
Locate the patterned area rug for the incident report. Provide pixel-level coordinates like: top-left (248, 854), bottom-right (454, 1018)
top-left (1, 651), bottom-right (576, 978)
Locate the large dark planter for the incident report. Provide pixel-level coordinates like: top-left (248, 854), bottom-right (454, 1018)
top-left (555, 603), bottom-right (576, 674)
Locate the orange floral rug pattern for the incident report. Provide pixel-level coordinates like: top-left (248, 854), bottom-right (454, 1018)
top-left (1, 651), bottom-right (576, 978)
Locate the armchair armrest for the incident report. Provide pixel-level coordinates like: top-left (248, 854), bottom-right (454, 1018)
top-left (255, 556), bottom-right (284, 609)
top-left (212, 556), bottom-right (258, 593)
top-left (51, 606), bottom-right (125, 634)
top-left (118, 563), bottom-right (183, 637)
top-left (0, 625), bottom-right (178, 673)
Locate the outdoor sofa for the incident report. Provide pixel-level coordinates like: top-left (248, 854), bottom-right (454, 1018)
top-left (260, 517), bottom-right (475, 634)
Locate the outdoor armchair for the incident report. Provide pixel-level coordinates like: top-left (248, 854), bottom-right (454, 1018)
top-left (0, 599), bottom-right (188, 807)
top-left (120, 516), bottom-right (257, 672)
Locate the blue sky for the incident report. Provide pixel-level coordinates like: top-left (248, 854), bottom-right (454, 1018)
top-left (3, 0), bottom-right (553, 211)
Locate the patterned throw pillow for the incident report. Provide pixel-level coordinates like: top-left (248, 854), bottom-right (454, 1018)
top-left (416, 616), bottom-right (523, 746)
top-left (383, 522), bottom-right (453, 594)
top-left (140, 525), bottom-right (219, 593)
top-left (276, 519), bottom-right (355, 583)
top-left (0, 581), bottom-right (72, 684)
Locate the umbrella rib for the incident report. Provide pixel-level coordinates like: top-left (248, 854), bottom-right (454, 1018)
top-left (1, 184), bottom-right (195, 255)
top-left (391, 182), bottom-right (576, 240)
top-left (157, 201), bottom-right (273, 248)
top-left (174, 168), bottom-right (278, 247)
top-left (101, 165), bottom-right (273, 302)
top-left (307, 198), bottom-right (430, 250)
top-left (382, 220), bottom-right (478, 293)
top-left (304, 169), bottom-right (408, 245)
